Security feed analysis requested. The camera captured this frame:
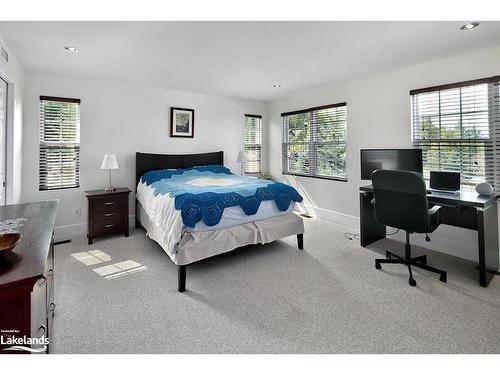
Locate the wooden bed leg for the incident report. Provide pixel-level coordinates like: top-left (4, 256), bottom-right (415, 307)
top-left (297, 233), bottom-right (304, 250)
top-left (178, 265), bottom-right (186, 292)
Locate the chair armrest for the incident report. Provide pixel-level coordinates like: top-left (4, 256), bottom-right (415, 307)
top-left (427, 205), bottom-right (442, 215)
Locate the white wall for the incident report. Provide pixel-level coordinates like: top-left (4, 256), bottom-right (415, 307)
top-left (22, 71), bottom-right (266, 240)
top-left (267, 45), bottom-right (500, 262)
top-left (0, 37), bottom-right (24, 204)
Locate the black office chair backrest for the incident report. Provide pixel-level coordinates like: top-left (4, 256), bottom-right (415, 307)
top-left (372, 169), bottom-right (429, 233)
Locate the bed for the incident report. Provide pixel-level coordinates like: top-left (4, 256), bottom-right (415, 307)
top-left (135, 151), bottom-right (305, 292)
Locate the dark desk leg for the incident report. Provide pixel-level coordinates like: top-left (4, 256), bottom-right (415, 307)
top-left (359, 192), bottom-right (386, 247)
top-left (477, 202), bottom-right (499, 287)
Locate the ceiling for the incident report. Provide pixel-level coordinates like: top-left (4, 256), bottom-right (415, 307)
top-left (1, 21), bottom-right (500, 102)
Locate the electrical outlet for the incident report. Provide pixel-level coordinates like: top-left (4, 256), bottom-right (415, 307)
top-left (75, 208), bottom-right (81, 217)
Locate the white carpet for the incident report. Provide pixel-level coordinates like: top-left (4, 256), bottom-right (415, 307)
top-left (51, 218), bottom-right (500, 353)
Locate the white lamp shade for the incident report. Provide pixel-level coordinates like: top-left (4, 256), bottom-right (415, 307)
top-left (101, 154), bottom-right (119, 170)
top-left (237, 151), bottom-right (248, 163)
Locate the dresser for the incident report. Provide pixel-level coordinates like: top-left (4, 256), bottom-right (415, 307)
top-left (85, 188), bottom-right (131, 245)
top-left (0, 200), bottom-right (58, 354)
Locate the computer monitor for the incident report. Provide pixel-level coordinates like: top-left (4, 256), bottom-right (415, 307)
top-left (360, 149), bottom-right (423, 180)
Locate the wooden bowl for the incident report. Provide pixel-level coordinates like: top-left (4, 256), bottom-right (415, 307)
top-left (0, 233), bottom-right (21, 254)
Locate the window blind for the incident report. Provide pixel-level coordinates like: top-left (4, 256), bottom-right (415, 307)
top-left (39, 96), bottom-right (81, 190)
top-left (282, 103), bottom-right (347, 180)
top-left (411, 76), bottom-right (500, 192)
top-left (244, 114), bottom-right (262, 174)
top-left (492, 78), bottom-right (500, 194)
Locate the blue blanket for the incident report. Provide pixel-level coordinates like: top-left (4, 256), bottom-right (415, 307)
top-left (141, 165), bottom-right (303, 228)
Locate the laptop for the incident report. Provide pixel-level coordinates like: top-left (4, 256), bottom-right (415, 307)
top-left (429, 171), bottom-right (461, 194)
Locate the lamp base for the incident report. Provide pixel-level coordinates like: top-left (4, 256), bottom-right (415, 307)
top-left (104, 169), bottom-right (116, 192)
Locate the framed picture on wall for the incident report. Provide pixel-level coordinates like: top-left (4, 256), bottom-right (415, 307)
top-left (170, 107), bottom-right (195, 138)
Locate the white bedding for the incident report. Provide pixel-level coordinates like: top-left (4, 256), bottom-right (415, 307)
top-left (136, 181), bottom-right (294, 254)
top-left (138, 203), bottom-right (304, 265)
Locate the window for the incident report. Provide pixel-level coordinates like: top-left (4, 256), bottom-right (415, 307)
top-left (281, 102), bottom-right (347, 180)
top-left (244, 114), bottom-right (262, 174)
top-left (411, 76), bottom-right (500, 191)
top-left (39, 96), bottom-right (81, 190)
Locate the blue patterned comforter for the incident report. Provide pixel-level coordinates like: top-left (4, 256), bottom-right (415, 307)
top-left (141, 165), bottom-right (303, 228)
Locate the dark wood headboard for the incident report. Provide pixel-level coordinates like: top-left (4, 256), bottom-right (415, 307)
top-left (135, 151), bottom-right (224, 188)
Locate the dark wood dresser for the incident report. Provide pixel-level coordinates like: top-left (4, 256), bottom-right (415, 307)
top-left (85, 188), bottom-right (131, 245)
top-left (0, 200), bottom-right (58, 354)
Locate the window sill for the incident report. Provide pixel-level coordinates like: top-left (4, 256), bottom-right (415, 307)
top-left (39, 185), bottom-right (81, 192)
top-left (282, 172), bottom-right (348, 182)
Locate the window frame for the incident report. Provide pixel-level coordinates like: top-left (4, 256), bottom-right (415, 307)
top-left (281, 102), bottom-right (348, 182)
top-left (244, 114), bottom-right (262, 175)
top-left (39, 95), bottom-right (81, 191)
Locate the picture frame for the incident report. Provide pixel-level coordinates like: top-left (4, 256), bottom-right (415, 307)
top-left (170, 107), bottom-right (195, 138)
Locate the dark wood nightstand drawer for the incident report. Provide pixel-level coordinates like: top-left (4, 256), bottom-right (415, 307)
top-left (85, 188), bottom-right (131, 245)
top-left (92, 220), bottom-right (125, 236)
top-left (92, 197), bottom-right (126, 213)
top-left (93, 208), bottom-right (124, 223)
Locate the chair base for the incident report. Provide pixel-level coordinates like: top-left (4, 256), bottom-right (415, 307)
top-left (375, 249), bottom-right (447, 286)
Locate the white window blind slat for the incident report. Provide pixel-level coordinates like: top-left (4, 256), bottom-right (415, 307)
top-left (281, 103), bottom-right (347, 180)
top-left (39, 96), bottom-right (81, 190)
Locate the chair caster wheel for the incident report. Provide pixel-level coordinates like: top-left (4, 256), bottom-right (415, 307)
top-left (375, 262), bottom-right (381, 270)
top-left (439, 274), bottom-right (447, 283)
top-left (409, 278), bottom-right (417, 287)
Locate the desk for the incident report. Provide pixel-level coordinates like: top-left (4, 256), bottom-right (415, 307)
top-left (360, 185), bottom-right (499, 287)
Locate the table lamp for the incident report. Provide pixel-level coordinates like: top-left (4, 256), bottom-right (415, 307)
top-left (101, 154), bottom-right (119, 191)
top-left (237, 151), bottom-right (248, 175)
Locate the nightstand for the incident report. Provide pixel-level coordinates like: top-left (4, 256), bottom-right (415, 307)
top-left (85, 188), bottom-right (131, 245)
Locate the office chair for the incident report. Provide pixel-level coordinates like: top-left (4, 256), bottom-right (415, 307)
top-left (371, 169), bottom-right (447, 286)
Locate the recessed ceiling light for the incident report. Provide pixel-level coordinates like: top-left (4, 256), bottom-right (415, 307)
top-left (273, 84), bottom-right (282, 88)
top-left (460, 22), bottom-right (479, 31)
top-left (64, 46), bottom-right (79, 53)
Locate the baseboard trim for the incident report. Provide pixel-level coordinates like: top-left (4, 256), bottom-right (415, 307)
top-left (54, 222), bottom-right (85, 241)
top-left (297, 203), bottom-right (359, 229)
top-left (315, 207), bottom-right (359, 229)
top-left (55, 215), bottom-right (136, 241)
